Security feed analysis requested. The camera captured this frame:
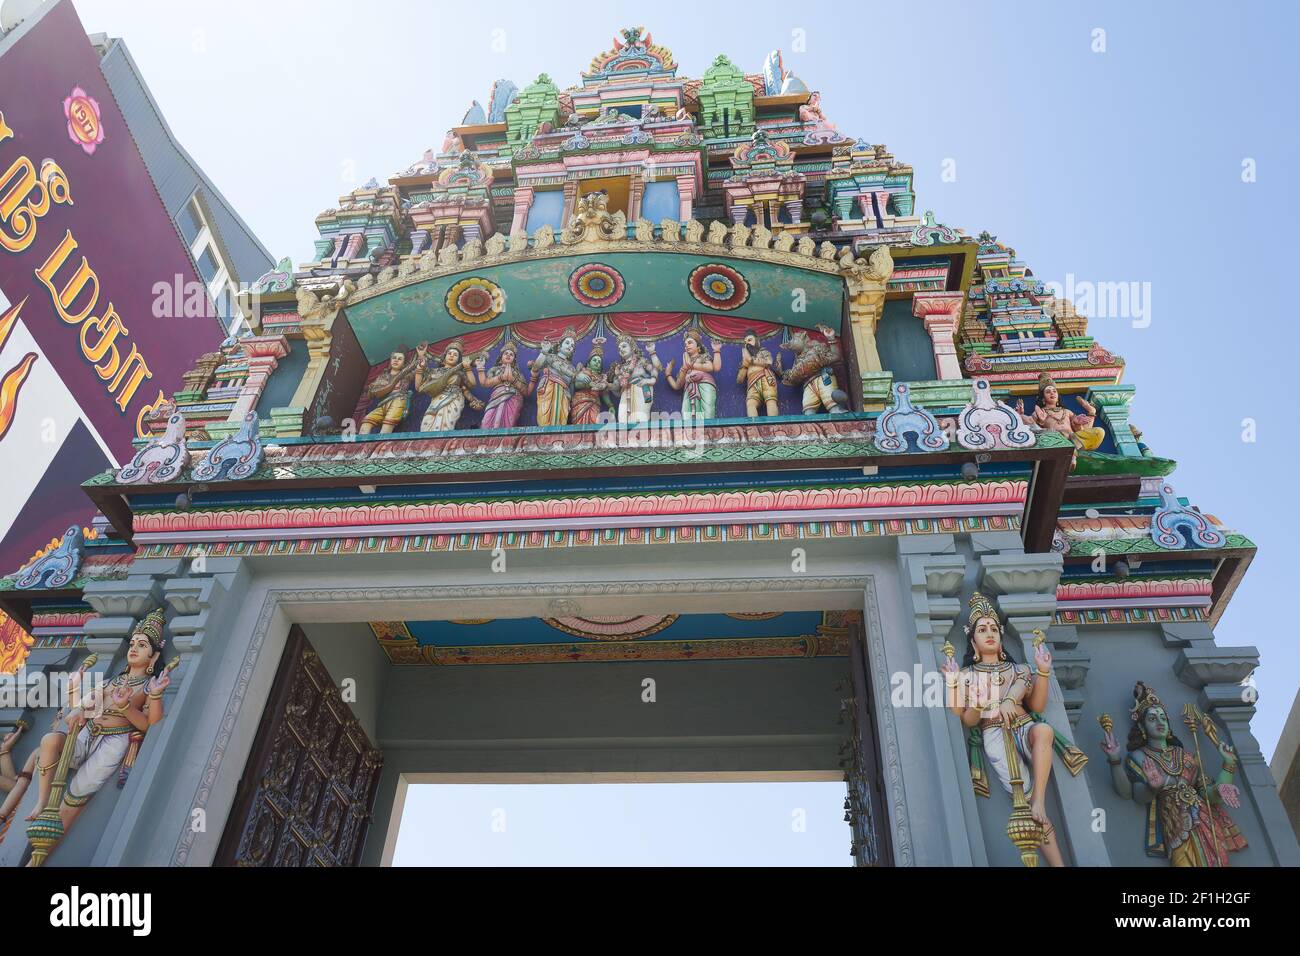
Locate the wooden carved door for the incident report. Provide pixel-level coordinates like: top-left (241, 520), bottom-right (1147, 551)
top-left (843, 619), bottom-right (892, 866)
top-left (216, 626), bottom-right (383, 866)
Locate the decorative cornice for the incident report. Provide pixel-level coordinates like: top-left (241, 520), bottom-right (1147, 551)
top-left (136, 514), bottom-right (1020, 559)
top-left (330, 220), bottom-right (845, 311)
top-left (132, 481), bottom-right (1029, 538)
top-left (89, 417), bottom-right (1065, 489)
top-left (1054, 606), bottom-right (1207, 627)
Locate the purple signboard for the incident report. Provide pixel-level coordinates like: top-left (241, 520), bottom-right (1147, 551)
top-left (0, 0), bottom-right (223, 453)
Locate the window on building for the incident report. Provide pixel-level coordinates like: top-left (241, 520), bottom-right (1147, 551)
top-left (176, 201), bottom-right (204, 246)
top-left (525, 190), bottom-right (565, 233)
top-left (641, 180), bottom-right (680, 222)
top-left (195, 246), bottom-right (220, 284)
top-left (176, 193), bottom-right (241, 333)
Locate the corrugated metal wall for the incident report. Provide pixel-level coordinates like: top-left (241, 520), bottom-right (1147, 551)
top-left (99, 40), bottom-right (273, 285)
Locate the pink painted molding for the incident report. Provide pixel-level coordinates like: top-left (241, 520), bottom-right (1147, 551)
top-left (30, 611), bottom-right (99, 628)
top-left (132, 480), bottom-right (1030, 538)
top-left (1055, 578), bottom-right (1212, 602)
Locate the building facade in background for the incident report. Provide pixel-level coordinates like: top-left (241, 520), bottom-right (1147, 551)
top-left (89, 31), bottom-right (272, 334)
top-left (1, 25), bottom-right (1296, 868)
top-left (0, 0), bottom-right (271, 677)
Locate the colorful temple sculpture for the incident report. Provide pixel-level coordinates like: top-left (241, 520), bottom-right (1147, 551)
top-left (0, 27), bottom-right (1295, 868)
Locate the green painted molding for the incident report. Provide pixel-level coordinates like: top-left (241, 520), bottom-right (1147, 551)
top-left (902, 379), bottom-right (976, 410)
top-left (269, 406), bottom-right (306, 438)
top-left (1067, 532), bottom-right (1255, 558)
top-left (1071, 451), bottom-right (1176, 478)
top-left (860, 370), bottom-right (893, 408)
top-left (87, 421), bottom-right (1067, 488)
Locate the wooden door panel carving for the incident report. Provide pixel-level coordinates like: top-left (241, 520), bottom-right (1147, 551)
top-left (216, 627), bottom-right (382, 866)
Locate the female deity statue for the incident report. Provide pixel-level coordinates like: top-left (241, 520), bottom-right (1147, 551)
top-left (737, 328), bottom-right (779, 418)
top-left (358, 347), bottom-right (421, 434)
top-left (664, 326), bottom-right (723, 422)
top-left (530, 328), bottom-right (585, 427)
top-left (940, 593), bottom-right (1088, 867)
top-left (474, 334), bottom-right (531, 429)
top-left (0, 610), bottom-right (172, 852)
top-left (1015, 372), bottom-right (1105, 455)
top-left (1099, 682), bottom-right (1247, 866)
top-left (416, 339), bottom-right (484, 432)
top-left (799, 91), bottom-right (830, 125)
top-left (570, 340), bottom-right (614, 425)
top-left (609, 334), bottom-right (664, 424)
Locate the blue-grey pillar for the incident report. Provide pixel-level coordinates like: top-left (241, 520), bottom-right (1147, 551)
top-left (980, 551), bottom-right (1112, 866)
top-left (1176, 643), bottom-right (1300, 865)
top-left (898, 534), bottom-right (986, 866)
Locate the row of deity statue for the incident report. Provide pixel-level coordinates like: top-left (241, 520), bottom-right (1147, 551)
top-left (943, 593), bottom-right (1246, 867)
top-left (357, 324), bottom-right (849, 434)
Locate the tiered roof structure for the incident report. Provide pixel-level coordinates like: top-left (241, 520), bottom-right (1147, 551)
top-left (2, 25), bottom-right (1254, 720)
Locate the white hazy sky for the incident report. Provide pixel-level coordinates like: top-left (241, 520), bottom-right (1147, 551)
top-left (53, 0), bottom-right (1300, 864)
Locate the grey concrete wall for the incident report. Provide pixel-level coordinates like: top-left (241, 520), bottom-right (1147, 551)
top-left (8, 529), bottom-right (1294, 869)
top-left (359, 654), bottom-right (852, 865)
top-left (305, 622), bottom-right (390, 743)
top-left (1070, 623), bottom-right (1300, 866)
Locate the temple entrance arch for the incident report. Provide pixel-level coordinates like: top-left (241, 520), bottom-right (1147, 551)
top-left (200, 541), bottom-right (902, 867)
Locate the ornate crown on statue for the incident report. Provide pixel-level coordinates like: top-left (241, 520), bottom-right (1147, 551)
top-left (965, 591), bottom-right (1002, 633)
top-left (1129, 681), bottom-right (1163, 722)
top-left (133, 608), bottom-right (167, 650)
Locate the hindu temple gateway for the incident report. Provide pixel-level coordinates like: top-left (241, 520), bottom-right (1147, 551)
top-left (1, 27), bottom-right (1296, 867)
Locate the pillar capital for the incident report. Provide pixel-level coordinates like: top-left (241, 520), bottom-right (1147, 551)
top-left (163, 575), bottom-right (229, 652)
top-left (903, 549), bottom-right (967, 642)
top-left (913, 291), bottom-right (966, 380)
top-left (1087, 383), bottom-right (1142, 457)
top-left (1174, 644), bottom-right (1258, 690)
top-left (977, 552), bottom-right (1063, 599)
top-left (840, 247), bottom-right (893, 389)
top-left (912, 290), bottom-right (964, 320)
top-left (81, 577), bottom-right (163, 620)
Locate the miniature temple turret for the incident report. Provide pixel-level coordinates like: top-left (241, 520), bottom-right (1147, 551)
top-left (722, 132), bottom-right (806, 230)
top-left (505, 73), bottom-right (562, 150)
top-left (311, 180), bottom-right (402, 266)
top-left (695, 54), bottom-right (755, 141)
top-left (825, 140), bottom-right (917, 230)
top-left (400, 151), bottom-right (497, 256)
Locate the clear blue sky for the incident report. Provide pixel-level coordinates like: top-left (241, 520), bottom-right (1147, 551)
top-left (66, 0), bottom-right (1300, 864)
top-left (390, 782), bottom-right (850, 866)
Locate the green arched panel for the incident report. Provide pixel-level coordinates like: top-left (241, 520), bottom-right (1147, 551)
top-left (343, 251), bottom-right (846, 363)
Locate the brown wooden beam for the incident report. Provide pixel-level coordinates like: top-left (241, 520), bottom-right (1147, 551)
top-left (1061, 474), bottom-right (1142, 506)
top-left (1023, 448), bottom-right (1074, 554)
